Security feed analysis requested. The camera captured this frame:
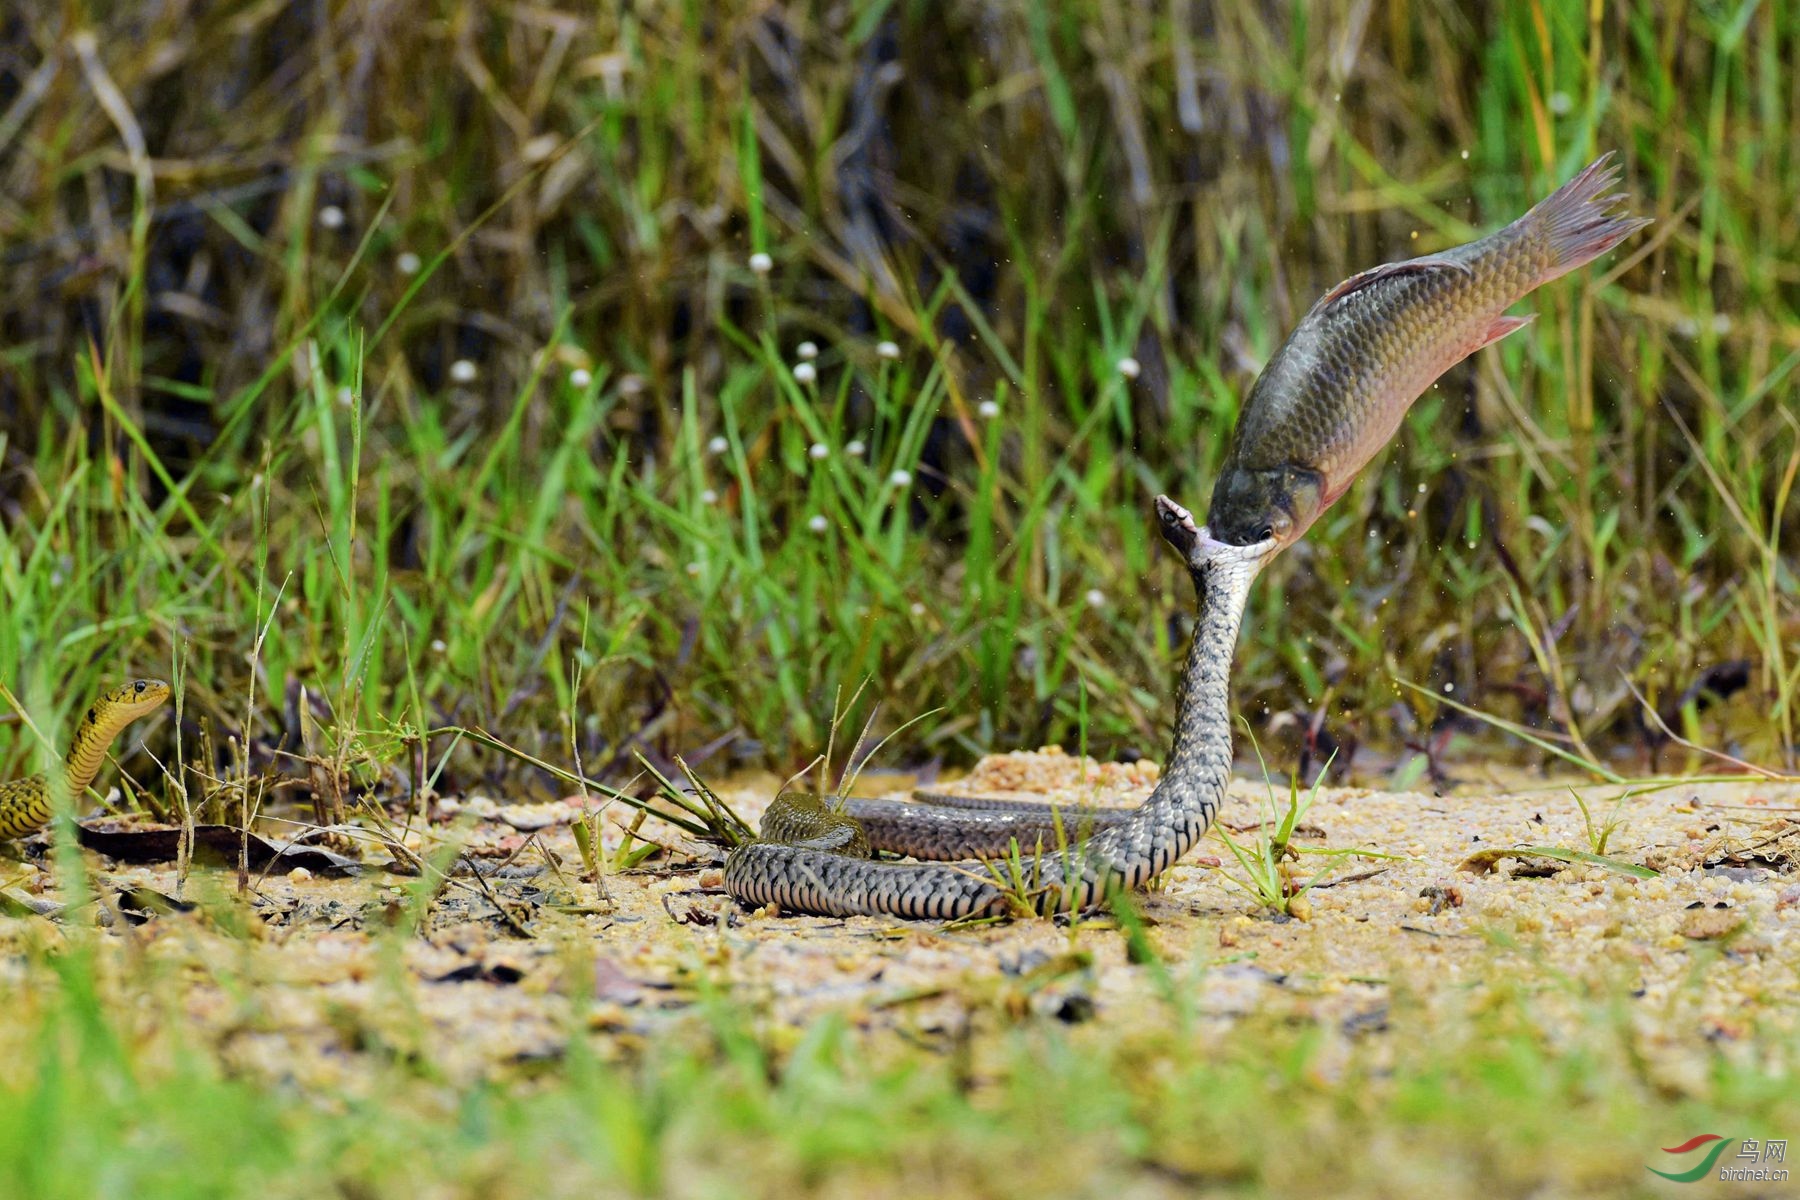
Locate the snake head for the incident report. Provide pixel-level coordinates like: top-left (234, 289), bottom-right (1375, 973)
top-left (1154, 496), bottom-right (1280, 575)
top-left (100, 679), bottom-right (172, 718)
top-left (759, 791), bottom-right (873, 858)
top-left (1153, 495), bottom-right (1203, 560)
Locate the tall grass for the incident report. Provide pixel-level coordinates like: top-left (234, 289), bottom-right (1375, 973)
top-left (1, 0), bottom-right (1795, 784)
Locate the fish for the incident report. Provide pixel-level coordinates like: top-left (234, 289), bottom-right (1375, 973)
top-left (1205, 153), bottom-right (1650, 549)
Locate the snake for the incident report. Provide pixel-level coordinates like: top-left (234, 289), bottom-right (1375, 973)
top-left (724, 498), bottom-right (1276, 918)
top-left (0, 679), bottom-right (171, 839)
top-left (724, 156), bottom-right (1647, 920)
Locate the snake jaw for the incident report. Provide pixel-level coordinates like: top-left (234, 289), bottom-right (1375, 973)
top-left (1197, 528), bottom-right (1281, 567)
top-left (1153, 494), bottom-right (1203, 561)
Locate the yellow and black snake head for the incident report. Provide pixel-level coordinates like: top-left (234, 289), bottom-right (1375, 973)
top-left (98, 678), bottom-right (172, 722)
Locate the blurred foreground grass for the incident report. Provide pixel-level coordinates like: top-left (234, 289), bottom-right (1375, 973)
top-left (0, 920), bottom-right (1794, 1199)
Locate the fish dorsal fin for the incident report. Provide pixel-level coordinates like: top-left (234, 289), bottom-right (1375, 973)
top-left (1317, 254), bottom-right (1473, 307)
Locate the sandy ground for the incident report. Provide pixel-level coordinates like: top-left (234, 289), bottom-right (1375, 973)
top-left (2, 748), bottom-right (1795, 1095)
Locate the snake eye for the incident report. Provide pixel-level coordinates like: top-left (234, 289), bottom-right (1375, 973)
top-left (134, 681), bottom-right (146, 693)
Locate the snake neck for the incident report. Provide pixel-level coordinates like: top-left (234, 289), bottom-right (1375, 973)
top-left (1163, 553), bottom-right (1259, 802)
top-left (61, 704), bottom-right (138, 799)
top-left (1073, 546), bottom-right (1262, 897)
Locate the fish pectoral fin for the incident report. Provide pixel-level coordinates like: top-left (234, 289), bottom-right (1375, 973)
top-left (1318, 255), bottom-right (1474, 306)
top-left (1473, 312), bottom-right (1536, 350)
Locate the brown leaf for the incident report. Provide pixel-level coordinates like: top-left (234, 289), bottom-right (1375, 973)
top-left (591, 956), bottom-right (648, 1005)
top-left (76, 822), bottom-right (363, 875)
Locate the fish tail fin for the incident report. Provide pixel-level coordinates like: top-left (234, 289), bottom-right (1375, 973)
top-left (1521, 152), bottom-right (1652, 280)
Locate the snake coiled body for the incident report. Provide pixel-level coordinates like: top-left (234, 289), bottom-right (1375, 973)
top-left (724, 500), bottom-right (1272, 919)
top-left (0, 679), bottom-right (170, 839)
top-left (834, 791), bottom-right (1133, 862)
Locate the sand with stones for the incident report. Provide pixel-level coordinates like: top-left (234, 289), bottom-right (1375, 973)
top-left (1, 748), bottom-right (1794, 1095)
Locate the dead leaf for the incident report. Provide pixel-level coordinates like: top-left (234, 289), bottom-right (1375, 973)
top-left (591, 956), bottom-right (647, 1005)
top-left (77, 823), bottom-right (363, 875)
top-left (1458, 845), bottom-right (1657, 879)
top-left (432, 962), bottom-right (525, 985)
